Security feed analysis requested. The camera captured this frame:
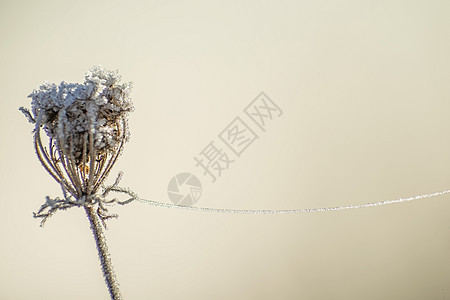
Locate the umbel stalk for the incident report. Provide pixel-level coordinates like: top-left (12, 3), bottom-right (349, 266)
top-left (85, 206), bottom-right (122, 300)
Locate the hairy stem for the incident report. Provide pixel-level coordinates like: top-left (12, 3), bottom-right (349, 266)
top-left (85, 206), bottom-right (123, 300)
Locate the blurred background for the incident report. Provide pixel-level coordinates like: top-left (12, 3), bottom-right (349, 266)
top-left (1, 0), bottom-right (450, 299)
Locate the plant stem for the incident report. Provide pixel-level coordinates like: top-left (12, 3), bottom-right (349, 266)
top-left (85, 206), bottom-right (123, 300)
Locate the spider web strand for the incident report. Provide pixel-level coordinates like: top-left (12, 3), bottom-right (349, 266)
top-left (134, 189), bottom-right (450, 214)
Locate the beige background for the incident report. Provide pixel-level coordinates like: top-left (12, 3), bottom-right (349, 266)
top-left (1, 0), bottom-right (450, 299)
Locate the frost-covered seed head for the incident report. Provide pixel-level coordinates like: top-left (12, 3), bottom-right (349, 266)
top-left (28, 65), bottom-right (133, 163)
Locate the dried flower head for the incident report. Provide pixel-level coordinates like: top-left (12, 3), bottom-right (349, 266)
top-left (20, 66), bottom-right (139, 300)
top-left (20, 66), bottom-right (135, 225)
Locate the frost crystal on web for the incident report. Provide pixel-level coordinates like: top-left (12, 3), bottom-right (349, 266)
top-left (20, 66), bottom-right (137, 226)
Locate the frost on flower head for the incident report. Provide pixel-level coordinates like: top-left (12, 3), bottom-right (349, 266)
top-left (22, 67), bottom-right (135, 299)
top-left (20, 66), bottom-right (135, 220)
top-left (27, 65), bottom-right (133, 164)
